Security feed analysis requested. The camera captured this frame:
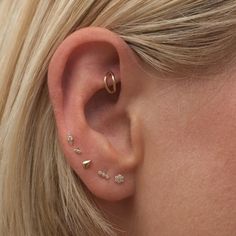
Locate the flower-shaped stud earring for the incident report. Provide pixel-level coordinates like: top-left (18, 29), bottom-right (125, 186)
top-left (114, 174), bottom-right (125, 184)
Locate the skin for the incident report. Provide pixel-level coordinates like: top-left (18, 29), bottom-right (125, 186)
top-left (48, 27), bottom-right (236, 236)
top-left (125, 70), bottom-right (236, 236)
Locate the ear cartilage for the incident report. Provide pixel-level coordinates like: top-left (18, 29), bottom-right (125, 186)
top-left (98, 170), bottom-right (110, 180)
top-left (104, 71), bottom-right (117, 94)
top-left (114, 174), bottom-right (125, 184)
top-left (74, 147), bottom-right (82, 155)
top-left (82, 160), bottom-right (92, 169)
top-left (67, 134), bottom-right (74, 145)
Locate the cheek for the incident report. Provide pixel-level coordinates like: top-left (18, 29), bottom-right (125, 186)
top-left (147, 79), bottom-right (236, 173)
top-left (140, 84), bottom-right (236, 234)
top-left (179, 95), bottom-right (236, 189)
top-left (147, 92), bottom-right (236, 189)
top-left (186, 96), bottom-right (236, 193)
top-left (184, 93), bottom-right (236, 164)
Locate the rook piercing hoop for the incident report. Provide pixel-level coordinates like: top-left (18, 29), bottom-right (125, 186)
top-left (104, 71), bottom-right (117, 94)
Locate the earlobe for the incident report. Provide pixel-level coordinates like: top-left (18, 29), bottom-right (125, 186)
top-left (48, 27), bottom-right (143, 201)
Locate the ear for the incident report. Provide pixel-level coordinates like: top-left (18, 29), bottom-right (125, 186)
top-left (47, 27), bottom-right (144, 201)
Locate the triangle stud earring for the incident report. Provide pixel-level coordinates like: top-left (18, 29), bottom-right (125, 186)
top-left (82, 160), bottom-right (92, 169)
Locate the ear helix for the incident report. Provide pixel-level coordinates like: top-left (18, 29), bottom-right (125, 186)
top-left (66, 71), bottom-right (125, 184)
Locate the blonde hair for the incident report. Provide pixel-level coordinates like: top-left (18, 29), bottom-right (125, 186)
top-left (0, 1), bottom-right (236, 235)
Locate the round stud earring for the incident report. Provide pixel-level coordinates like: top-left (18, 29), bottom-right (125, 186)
top-left (67, 134), bottom-right (74, 145)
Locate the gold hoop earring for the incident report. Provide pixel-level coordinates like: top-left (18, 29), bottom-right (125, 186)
top-left (104, 71), bottom-right (117, 94)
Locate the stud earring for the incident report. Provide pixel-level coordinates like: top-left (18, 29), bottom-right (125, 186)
top-left (73, 147), bottom-right (82, 155)
top-left (66, 134), bottom-right (82, 154)
top-left (82, 160), bottom-right (92, 169)
top-left (104, 71), bottom-right (117, 94)
top-left (98, 170), bottom-right (110, 180)
top-left (114, 174), bottom-right (125, 184)
top-left (67, 134), bottom-right (74, 145)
